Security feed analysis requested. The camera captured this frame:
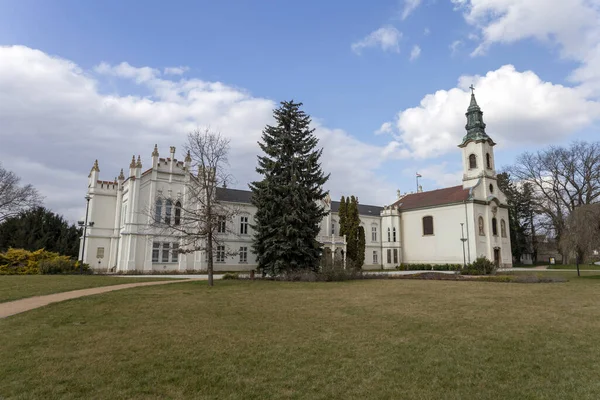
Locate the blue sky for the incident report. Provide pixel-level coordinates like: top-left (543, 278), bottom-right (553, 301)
top-left (1, 0), bottom-right (599, 219)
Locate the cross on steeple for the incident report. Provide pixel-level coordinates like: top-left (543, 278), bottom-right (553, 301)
top-left (469, 84), bottom-right (475, 94)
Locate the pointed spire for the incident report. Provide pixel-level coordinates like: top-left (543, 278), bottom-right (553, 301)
top-left (91, 159), bottom-right (100, 172)
top-left (136, 155), bottom-right (142, 168)
top-left (152, 144), bottom-right (159, 157)
top-left (118, 168), bottom-right (125, 180)
top-left (458, 88), bottom-right (495, 148)
top-left (130, 155), bottom-right (136, 168)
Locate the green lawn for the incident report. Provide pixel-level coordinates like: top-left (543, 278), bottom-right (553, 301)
top-left (2, 277), bottom-right (600, 399)
top-left (548, 264), bottom-right (600, 270)
top-left (0, 275), bottom-right (172, 303)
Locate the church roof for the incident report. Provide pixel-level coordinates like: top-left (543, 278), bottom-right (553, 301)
top-left (215, 187), bottom-right (383, 216)
top-left (331, 201), bottom-right (383, 217)
top-left (216, 187), bottom-right (253, 203)
top-left (392, 185), bottom-right (470, 211)
top-left (459, 92), bottom-right (495, 148)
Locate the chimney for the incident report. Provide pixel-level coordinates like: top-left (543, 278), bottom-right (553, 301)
top-left (418, 185), bottom-right (423, 193)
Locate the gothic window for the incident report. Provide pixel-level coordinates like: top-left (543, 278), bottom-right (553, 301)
top-left (387, 227), bottom-right (391, 242)
top-left (217, 215), bottom-right (226, 233)
top-left (152, 242), bottom-right (160, 262)
top-left (174, 201), bottom-right (181, 225)
top-left (469, 154), bottom-right (477, 169)
top-left (492, 218), bottom-right (498, 236)
top-left (165, 199), bottom-right (172, 225)
top-left (240, 216), bottom-right (249, 235)
top-left (239, 246), bottom-right (248, 263)
top-left (478, 216), bottom-right (485, 236)
top-left (216, 245), bottom-right (225, 263)
top-left (392, 227), bottom-right (397, 242)
top-left (172, 243), bottom-right (179, 262)
top-left (162, 243), bottom-right (170, 262)
top-left (154, 199), bottom-right (162, 222)
top-left (387, 249), bottom-right (392, 264)
top-left (373, 251), bottom-right (378, 264)
top-left (422, 216), bottom-right (434, 235)
top-left (371, 226), bottom-right (377, 242)
top-left (501, 219), bottom-right (507, 238)
top-left (486, 153), bottom-right (491, 169)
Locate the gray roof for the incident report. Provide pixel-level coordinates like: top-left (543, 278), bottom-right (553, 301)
top-left (216, 187), bottom-right (383, 216)
top-left (215, 187), bottom-right (253, 203)
top-left (331, 201), bottom-right (383, 217)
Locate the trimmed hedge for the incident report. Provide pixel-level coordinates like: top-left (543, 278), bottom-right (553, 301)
top-left (0, 248), bottom-right (89, 275)
top-left (396, 263), bottom-right (462, 271)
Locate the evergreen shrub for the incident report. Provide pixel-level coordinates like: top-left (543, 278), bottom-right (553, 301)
top-left (0, 248), bottom-right (89, 275)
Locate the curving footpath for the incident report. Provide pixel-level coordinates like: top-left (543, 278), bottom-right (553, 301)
top-left (0, 279), bottom-right (200, 319)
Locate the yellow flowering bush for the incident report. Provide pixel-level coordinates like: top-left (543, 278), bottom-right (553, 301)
top-left (0, 248), bottom-right (89, 275)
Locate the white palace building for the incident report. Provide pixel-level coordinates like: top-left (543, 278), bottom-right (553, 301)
top-left (80, 93), bottom-right (513, 272)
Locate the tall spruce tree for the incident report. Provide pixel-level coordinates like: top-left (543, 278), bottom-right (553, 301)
top-left (338, 195), bottom-right (347, 237)
top-left (357, 226), bottom-right (366, 269)
top-left (251, 100), bottom-right (330, 275)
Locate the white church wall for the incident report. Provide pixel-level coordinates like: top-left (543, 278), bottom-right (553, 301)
top-left (401, 204), bottom-right (469, 265)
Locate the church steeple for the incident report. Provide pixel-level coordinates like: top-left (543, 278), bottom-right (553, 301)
top-left (458, 86), bottom-right (495, 148)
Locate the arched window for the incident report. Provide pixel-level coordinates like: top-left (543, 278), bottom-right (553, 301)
top-left (478, 216), bottom-right (485, 236)
top-left (422, 216), bottom-right (434, 235)
top-left (392, 227), bottom-right (397, 242)
top-left (469, 154), bottom-right (477, 169)
top-left (492, 217), bottom-right (498, 236)
top-left (155, 199), bottom-right (162, 223)
top-left (501, 219), bottom-right (507, 237)
top-left (165, 199), bottom-right (172, 225)
top-left (174, 201), bottom-right (181, 225)
top-left (489, 184), bottom-right (494, 193)
top-left (486, 153), bottom-right (492, 169)
top-left (387, 227), bottom-right (391, 242)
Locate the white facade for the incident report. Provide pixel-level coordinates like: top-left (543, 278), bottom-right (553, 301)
top-left (80, 94), bottom-right (513, 271)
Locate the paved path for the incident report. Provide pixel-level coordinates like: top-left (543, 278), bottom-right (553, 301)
top-left (0, 279), bottom-right (200, 319)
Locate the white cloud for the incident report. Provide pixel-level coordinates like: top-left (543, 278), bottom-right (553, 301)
top-left (402, 163), bottom-right (463, 191)
top-left (164, 66), bottom-right (189, 75)
top-left (375, 121), bottom-right (394, 135)
top-left (389, 65), bottom-right (600, 159)
top-left (0, 45), bottom-right (397, 221)
top-left (410, 45), bottom-right (421, 61)
top-left (351, 26), bottom-right (402, 55)
top-left (450, 40), bottom-right (463, 55)
top-left (454, 0), bottom-right (600, 95)
top-left (424, 28), bottom-right (431, 36)
top-left (401, 0), bottom-right (423, 20)
top-left (95, 61), bottom-right (159, 83)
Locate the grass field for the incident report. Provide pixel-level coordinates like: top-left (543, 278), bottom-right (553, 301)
top-left (547, 264), bottom-right (600, 270)
top-left (0, 275), bottom-right (172, 303)
top-left (2, 274), bottom-right (600, 399)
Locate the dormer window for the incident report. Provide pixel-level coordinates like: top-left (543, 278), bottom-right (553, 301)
top-left (469, 154), bottom-right (477, 169)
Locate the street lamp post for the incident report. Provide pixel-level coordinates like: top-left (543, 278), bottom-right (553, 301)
top-left (460, 223), bottom-right (467, 270)
top-left (78, 195), bottom-right (94, 275)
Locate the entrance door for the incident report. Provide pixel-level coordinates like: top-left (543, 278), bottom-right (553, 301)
top-left (493, 248), bottom-right (501, 269)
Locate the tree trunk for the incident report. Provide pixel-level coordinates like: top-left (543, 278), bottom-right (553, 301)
top-left (207, 231), bottom-right (214, 287)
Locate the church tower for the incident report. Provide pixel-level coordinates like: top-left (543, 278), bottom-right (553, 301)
top-left (459, 88), bottom-right (497, 196)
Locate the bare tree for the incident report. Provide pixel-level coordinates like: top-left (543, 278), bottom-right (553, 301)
top-left (148, 129), bottom-right (238, 286)
top-left (560, 204), bottom-right (600, 276)
top-left (510, 141), bottom-right (600, 259)
top-left (0, 163), bottom-right (42, 223)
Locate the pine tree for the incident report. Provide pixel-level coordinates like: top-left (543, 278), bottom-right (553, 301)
top-left (357, 226), bottom-right (366, 269)
top-left (338, 196), bottom-right (347, 237)
top-left (0, 207), bottom-right (81, 257)
top-left (251, 100), bottom-right (330, 275)
top-left (345, 196), bottom-right (360, 265)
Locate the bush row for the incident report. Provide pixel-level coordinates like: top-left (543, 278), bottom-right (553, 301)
top-left (396, 263), bottom-right (462, 271)
top-left (0, 248), bottom-right (90, 275)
